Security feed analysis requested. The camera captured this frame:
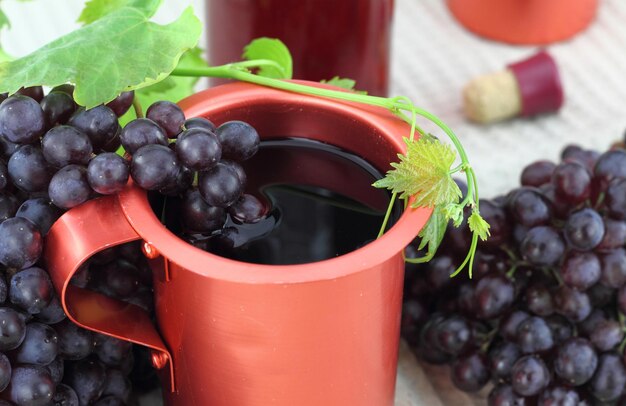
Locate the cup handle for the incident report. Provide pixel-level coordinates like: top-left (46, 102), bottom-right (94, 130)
top-left (44, 194), bottom-right (175, 391)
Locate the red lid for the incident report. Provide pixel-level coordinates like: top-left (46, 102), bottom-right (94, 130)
top-left (447, 0), bottom-right (598, 45)
top-left (507, 51), bottom-right (564, 117)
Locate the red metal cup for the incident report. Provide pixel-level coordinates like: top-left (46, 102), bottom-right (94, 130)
top-left (44, 82), bottom-right (431, 406)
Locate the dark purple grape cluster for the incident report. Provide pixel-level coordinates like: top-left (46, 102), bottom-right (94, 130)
top-left (0, 85), bottom-right (268, 405)
top-left (402, 142), bottom-right (626, 404)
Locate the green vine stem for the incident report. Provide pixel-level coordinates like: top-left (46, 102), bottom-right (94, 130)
top-left (172, 60), bottom-right (483, 273)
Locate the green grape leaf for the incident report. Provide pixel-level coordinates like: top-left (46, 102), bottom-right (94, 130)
top-left (78, 0), bottom-right (161, 25)
top-left (373, 137), bottom-right (462, 208)
top-left (320, 76), bottom-right (367, 94)
top-left (0, 2), bottom-right (201, 108)
top-left (0, 8), bottom-right (8, 30)
top-left (78, 0), bottom-right (131, 24)
top-left (468, 210), bottom-right (490, 241)
top-left (416, 206), bottom-right (447, 261)
top-left (118, 46), bottom-right (208, 126)
top-left (242, 37), bottom-right (292, 79)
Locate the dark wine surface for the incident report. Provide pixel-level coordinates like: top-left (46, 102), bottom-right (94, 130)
top-left (156, 138), bottom-right (400, 265)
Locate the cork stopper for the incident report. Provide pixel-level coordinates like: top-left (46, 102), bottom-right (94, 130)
top-left (463, 51), bottom-right (564, 124)
top-left (463, 70), bottom-right (522, 124)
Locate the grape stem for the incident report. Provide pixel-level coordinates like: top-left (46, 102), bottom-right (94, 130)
top-left (171, 61), bottom-right (482, 274)
top-left (132, 97), bottom-right (144, 119)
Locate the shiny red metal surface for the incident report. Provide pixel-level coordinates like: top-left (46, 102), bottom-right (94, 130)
top-left (45, 82), bottom-right (432, 406)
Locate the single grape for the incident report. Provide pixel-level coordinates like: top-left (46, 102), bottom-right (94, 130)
top-left (101, 368), bottom-right (131, 402)
top-left (228, 194), bottom-right (266, 224)
top-left (96, 335), bottom-right (132, 367)
top-left (130, 144), bottom-right (180, 191)
top-left (400, 300), bottom-right (427, 346)
top-left (100, 128), bottom-right (122, 153)
top-left (560, 251), bottom-right (601, 290)
top-left (578, 309), bottom-right (607, 338)
top-left (184, 117), bottom-right (216, 133)
top-left (500, 311), bottom-right (530, 342)
top-left (51, 84), bottom-right (75, 96)
top-left (488, 341), bottom-right (520, 383)
top-left (181, 188), bottom-right (226, 233)
top-left (516, 316), bottom-right (554, 354)
top-left (176, 128), bottom-right (222, 171)
top-left (563, 208), bottom-right (604, 251)
top-left (49, 164), bottom-right (91, 209)
top-left (524, 284), bottom-right (554, 317)
top-left (553, 285), bottom-right (591, 322)
top-left (216, 120), bottom-right (260, 161)
top-left (510, 355), bottom-right (550, 396)
top-left (520, 226), bottom-right (564, 266)
top-left (146, 101), bottom-right (185, 137)
top-left (52, 384), bottom-right (79, 406)
top-left (68, 105), bottom-right (119, 150)
top-left (54, 319), bottom-right (95, 360)
top-left (590, 320), bottom-right (623, 351)
top-left (198, 162), bottom-right (244, 208)
top-left (425, 255), bottom-right (456, 292)
top-left (8, 145), bottom-right (53, 193)
top-left (35, 294), bottom-right (66, 325)
top-left (473, 273), bottom-right (515, 319)
top-left (417, 314), bottom-right (451, 365)
top-left (12, 322), bottom-right (58, 365)
top-left (0, 191), bottom-right (19, 222)
top-left (158, 164), bottom-right (193, 196)
top-left (9, 267), bottom-right (53, 314)
top-left (521, 160), bottom-right (555, 187)
top-left (221, 159), bottom-right (247, 188)
top-left (538, 386), bottom-right (580, 405)
top-left (42, 125), bottom-right (93, 168)
top-left (477, 199), bottom-right (510, 249)
top-left (87, 153), bottom-right (129, 195)
top-left (16, 86), bottom-right (44, 102)
top-left (488, 384), bottom-right (528, 406)
top-left (46, 357), bottom-right (64, 385)
top-left (6, 365), bottom-right (54, 406)
top-left (450, 351), bottom-right (490, 392)
top-left (15, 198), bottom-right (63, 235)
top-left (507, 187), bottom-right (552, 227)
top-left (433, 315), bottom-right (471, 356)
top-left (545, 314), bottom-right (573, 344)
top-left (66, 358), bottom-right (106, 405)
top-left (0, 353), bottom-right (10, 392)
top-left (554, 337), bottom-right (597, 386)
top-left (0, 95), bottom-right (46, 144)
top-left (597, 218), bottom-right (626, 251)
top-left (593, 149), bottom-right (626, 191)
top-left (551, 161), bottom-right (592, 205)
top-left (106, 91), bottom-right (134, 117)
top-left (599, 248), bottom-right (626, 288)
top-left (40, 90), bottom-right (77, 126)
top-left (99, 259), bottom-right (140, 299)
top-left (606, 178), bottom-right (626, 220)
top-left (0, 218), bottom-right (43, 270)
top-left (0, 308), bottom-right (26, 350)
top-left (0, 137), bottom-right (19, 161)
top-left (589, 352), bottom-right (626, 402)
top-left (119, 118), bottom-right (168, 154)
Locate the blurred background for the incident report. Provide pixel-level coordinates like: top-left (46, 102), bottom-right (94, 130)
top-left (3, 1), bottom-right (626, 404)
